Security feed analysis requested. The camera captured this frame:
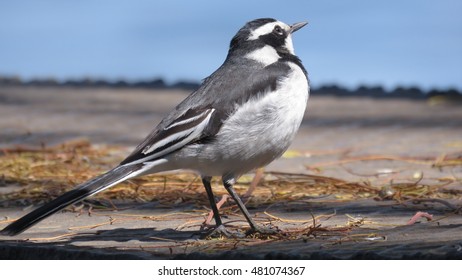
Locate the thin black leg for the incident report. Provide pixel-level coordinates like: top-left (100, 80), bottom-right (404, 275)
top-left (222, 180), bottom-right (259, 230)
top-left (201, 176), bottom-right (223, 227)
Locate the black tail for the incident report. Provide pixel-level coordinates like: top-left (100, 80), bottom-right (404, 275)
top-left (1, 164), bottom-right (142, 236)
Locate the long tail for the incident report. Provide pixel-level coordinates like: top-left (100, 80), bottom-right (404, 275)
top-left (1, 164), bottom-right (146, 236)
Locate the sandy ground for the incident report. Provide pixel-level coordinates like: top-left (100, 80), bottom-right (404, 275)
top-left (0, 86), bottom-right (462, 259)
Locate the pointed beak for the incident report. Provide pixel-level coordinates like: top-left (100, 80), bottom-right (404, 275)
top-left (289, 21), bottom-right (308, 34)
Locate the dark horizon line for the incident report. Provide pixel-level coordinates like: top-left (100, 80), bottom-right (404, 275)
top-left (0, 75), bottom-right (461, 100)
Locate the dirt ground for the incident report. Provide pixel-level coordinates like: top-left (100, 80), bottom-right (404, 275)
top-left (0, 86), bottom-right (461, 259)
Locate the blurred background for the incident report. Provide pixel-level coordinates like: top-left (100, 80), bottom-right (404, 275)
top-left (0, 0), bottom-right (461, 91)
top-left (0, 0), bottom-right (461, 155)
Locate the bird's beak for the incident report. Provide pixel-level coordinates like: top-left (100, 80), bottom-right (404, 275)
top-left (289, 21), bottom-right (308, 34)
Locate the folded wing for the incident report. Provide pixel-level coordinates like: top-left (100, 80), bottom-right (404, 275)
top-left (120, 108), bottom-right (218, 165)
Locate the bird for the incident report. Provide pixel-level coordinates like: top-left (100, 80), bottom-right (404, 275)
top-left (1, 18), bottom-right (309, 237)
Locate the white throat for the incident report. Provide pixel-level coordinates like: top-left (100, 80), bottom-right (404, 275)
top-left (284, 35), bottom-right (295, 54)
top-left (244, 45), bottom-right (280, 66)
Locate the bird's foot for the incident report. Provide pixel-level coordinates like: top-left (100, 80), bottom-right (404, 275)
top-left (246, 225), bottom-right (281, 237)
top-left (201, 225), bottom-right (245, 239)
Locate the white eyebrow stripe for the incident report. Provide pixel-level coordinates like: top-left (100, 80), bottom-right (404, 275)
top-left (247, 21), bottom-right (289, 40)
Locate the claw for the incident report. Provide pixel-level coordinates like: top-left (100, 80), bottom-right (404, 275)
top-left (246, 225), bottom-right (280, 236)
top-left (201, 225), bottom-right (245, 239)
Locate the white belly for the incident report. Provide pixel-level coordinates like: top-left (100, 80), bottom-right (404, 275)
top-left (169, 62), bottom-right (309, 181)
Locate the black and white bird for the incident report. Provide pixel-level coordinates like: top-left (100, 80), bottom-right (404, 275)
top-left (1, 18), bottom-right (309, 237)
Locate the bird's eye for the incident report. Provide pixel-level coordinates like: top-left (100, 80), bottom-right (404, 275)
top-left (273, 25), bottom-right (284, 36)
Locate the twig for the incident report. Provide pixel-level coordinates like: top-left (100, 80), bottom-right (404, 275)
top-left (68, 219), bottom-right (117, 231)
top-left (243, 168), bottom-right (264, 199)
top-left (28, 232), bottom-right (78, 241)
top-left (203, 194), bottom-right (229, 225)
top-left (149, 236), bottom-right (177, 242)
top-left (406, 211), bottom-right (433, 225)
top-left (306, 154), bottom-right (436, 170)
top-left (263, 207), bottom-right (336, 224)
top-left (0, 138), bottom-right (91, 155)
top-left (0, 218), bottom-right (18, 224)
top-left (409, 198), bottom-right (459, 211)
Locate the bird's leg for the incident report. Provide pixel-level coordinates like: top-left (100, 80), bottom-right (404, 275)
top-left (223, 179), bottom-right (279, 236)
top-left (201, 177), bottom-right (243, 238)
top-left (201, 176), bottom-right (223, 227)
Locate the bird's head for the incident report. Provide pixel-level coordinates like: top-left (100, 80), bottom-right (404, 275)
top-left (228, 18), bottom-right (307, 59)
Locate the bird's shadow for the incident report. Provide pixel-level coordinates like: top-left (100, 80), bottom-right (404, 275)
top-left (67, 227), bottom-right (200, 243)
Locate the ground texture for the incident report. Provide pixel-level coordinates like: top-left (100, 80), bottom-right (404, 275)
top-left (1, 86), bottom-right (461, 259)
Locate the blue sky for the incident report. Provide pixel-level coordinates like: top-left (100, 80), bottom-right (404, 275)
top-left (0, 0), bottom-right (461, 90)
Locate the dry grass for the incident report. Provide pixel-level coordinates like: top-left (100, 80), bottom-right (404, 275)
top-left (0, 139), bottom-right (381, 206)
top-left (1, 141), bottom-right (459, 205)
top-left (1, 140), bottom-right (461, 252)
